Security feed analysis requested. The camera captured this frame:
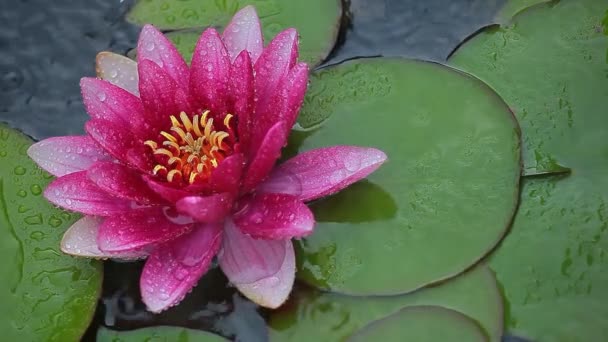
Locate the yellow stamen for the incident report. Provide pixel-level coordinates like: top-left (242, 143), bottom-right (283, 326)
top-left (145, 110), bottom-right (232, 186)
top-left (167, 170), bottom-right (181, 182)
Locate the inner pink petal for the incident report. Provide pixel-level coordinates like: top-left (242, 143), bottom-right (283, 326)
top-left (175, 193), bottom-right (234, 223)
top-left (242, 120), bottom-right (289, 192)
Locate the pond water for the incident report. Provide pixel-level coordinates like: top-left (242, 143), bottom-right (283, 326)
top-left (0, 0), bottom-right (549, 341)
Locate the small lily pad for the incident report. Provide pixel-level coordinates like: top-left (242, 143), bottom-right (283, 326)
top-left (269, 265), bottom-right (503, 342)
top-left (450, 0), bottom-right (608, 175)
top-left (292, 58), bottom-right (521, 295)
top-left (97, 326), bottom-right (228, 341)
top-left (0, 125), bottom-right (102, 341)
top-left (127, 0), bottom-right (342, 66)
top-left (347, 306), bottom-right (487, 342)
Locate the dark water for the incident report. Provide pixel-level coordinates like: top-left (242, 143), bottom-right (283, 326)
top-left (0, 0), bottom-right (523, 341)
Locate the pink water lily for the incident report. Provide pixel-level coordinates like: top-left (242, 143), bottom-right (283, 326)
top-left (28, 6), bottom-right (386, 312)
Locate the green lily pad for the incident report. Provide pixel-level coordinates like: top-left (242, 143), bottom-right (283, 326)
top-left (450, 0), bottom-right (608, 175)
top-left (0, 125), bottom-right (102, 341)
top-left (489, 175), bottom-right (608, 340)
top-left (347, 306), bottom-right (487, 342)
top-left (495, 0), bottom-right (552, 24)
top-left (292, 58), bottom-right (521, 295)
top-left (97, 326), bottom-right (228, 341)
top-left (127, 0), bottom-right (342, 66)
top-left (269, 262), bottom-right (502, 341)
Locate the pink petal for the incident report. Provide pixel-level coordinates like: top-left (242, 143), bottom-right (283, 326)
top-left (233, 193), bottom-right (314, 239)
top-left (259, 146), bottom-right (388, 202)
top-left (175, 193), bottom-right (234, 223)
top-left (44, 171), bottom-right (132, 216)
top-left (96, 51), bottom-right (139, 96)
top-left (125, 145), bottom-right (156, 173)
top-left (218, 219), bottom-right (286, 284)
top-left (140, 222), bottom-right (223, 313)
top-left (27, 136), bottom-right (112, 177)
top-left (190, 28), bottom-right (231, 117)
top-left (222, 5), bottom-right (263, 63)
top-left (85, 119), bottom-right (136, 163)
top-left (137, 25), bottom-right (190, 92)
top-left (138, 59), bottom-right (191, 127)
top-left (97, 207), bottom-right (194, 253)
top-left (242, 121), bottom-right (288, 192)
top-left (230, 51), bottom-right (254, 149)
top-left (81, 78), bottom-right (149, 140)
top-left (61, 216), bottom-right (148, 259)
top-left (249, 62), bottom-right (308, 154)
top-left (143, 176), bottom-right (191, 203)
top-left (208, 153), bottom-right (245, 194)
top-left (253, 29), bottom-right (298, 136)
top-left (234, 239), bottom-right (295, 309)
top-left (87, 162), bottom-right (163, 205)
top-left (275, 62), bottom-right (308, 130)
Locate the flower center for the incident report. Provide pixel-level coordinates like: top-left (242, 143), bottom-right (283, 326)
top-left (144, 111), bottom-right (233, 186)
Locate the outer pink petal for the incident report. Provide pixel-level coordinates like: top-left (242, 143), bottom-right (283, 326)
top-left (44, 171), bottom-right (132, 216)
top-left (230, 51), bottom-right (254, 148)
top-left (242, 121), bottom-right (288, 192)
top-left (97, 207), bottom-right (194, 253)
top-left (61, 216), bottom-right (148, 259)
top-left (81, 78), bottom-right (149, 140)
top-left (27, 136), bottom-right (111, 177)
top-left (234, 239), bottom-right (295, 309)
top-left (96, 51), bottom-right (139, 96)
top-left (253, 29), bottom-right (298, 134)
top-left (175, 193), bottom-right (233, 223)
top-left (138, 59), bottom-right (192, 127)
top-left (258, 146), bottom-right (388, 202)
top-left (125, 145), bottom-right (156, 173)
top-left (218, 219), bottom-right (286, 284)
top-left (208, 153), bottom-right (245, 194)
top-left (141, 222), bottom-right (223, 313)
top-left (85, 119), bottom-right (136, 163)
top-left (137, 25), bottom-right (190, 91)
top-left (222, 5), bottom-right (263, 63)
top-left (190, 28), bottom-right (231, 117)
top-left (143, 176), bottom-right (191, 203)
top-left (87, 162), bottom-right (163, 205)
top-left (233, 193), bottom-right (314, 239)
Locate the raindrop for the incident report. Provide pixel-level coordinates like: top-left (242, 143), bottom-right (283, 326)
top-left (30, 184), bottom-right (42, 195)
top-left (109, 69), bottom-right (118, 78)
top-left (14, 166), bottom-right (26, 175)
top-left (145, 42), bottom-right (155, 52)
top-left (97, 92), bottom-right (107, 101)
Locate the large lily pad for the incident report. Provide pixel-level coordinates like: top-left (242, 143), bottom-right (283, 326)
top-left (347, 306), bottom-right (487, 342)
top-left (0, 125), bottom-right (102, 341)
top-left (126, 0), bottom-right (342, 66)
top-left (489, 175), bottom-right (608, 341)
top-left (494, 0), bottom-right (552, 24)
top-left (97, 326), bottom-right (228, 341)
top-left (269, 265), bottom-right (502, 341)
top-left (292, 58), bottom-right (521, 295)
top-left (450, 0), bottom-right (608, 175)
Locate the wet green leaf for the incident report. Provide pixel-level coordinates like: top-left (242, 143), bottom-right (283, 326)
top-left (495, 0), bottom-right (552, 24)
top-left (292, 58), bottom-right (521, 295)
top-left (97, 326), bottom-right (228, 341)
top-left (489, 175), bottom-right (608, 340)
top-left (269, 265), bottom-right (502, 342)
top-left (127, 0), bottom-right (342, 66)
top-left (450, 0), bottom-right (608, 175)
top-left (347, 306), bottom-right (487, 342)
top-left (0, 125), bottom-right (102, 341)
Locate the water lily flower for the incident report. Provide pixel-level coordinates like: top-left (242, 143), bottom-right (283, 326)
top-left (28, 6), bottom-right (386, 312)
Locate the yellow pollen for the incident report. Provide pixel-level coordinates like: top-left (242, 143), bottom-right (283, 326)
top-left (144, 110), bottom-right (233, 185)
